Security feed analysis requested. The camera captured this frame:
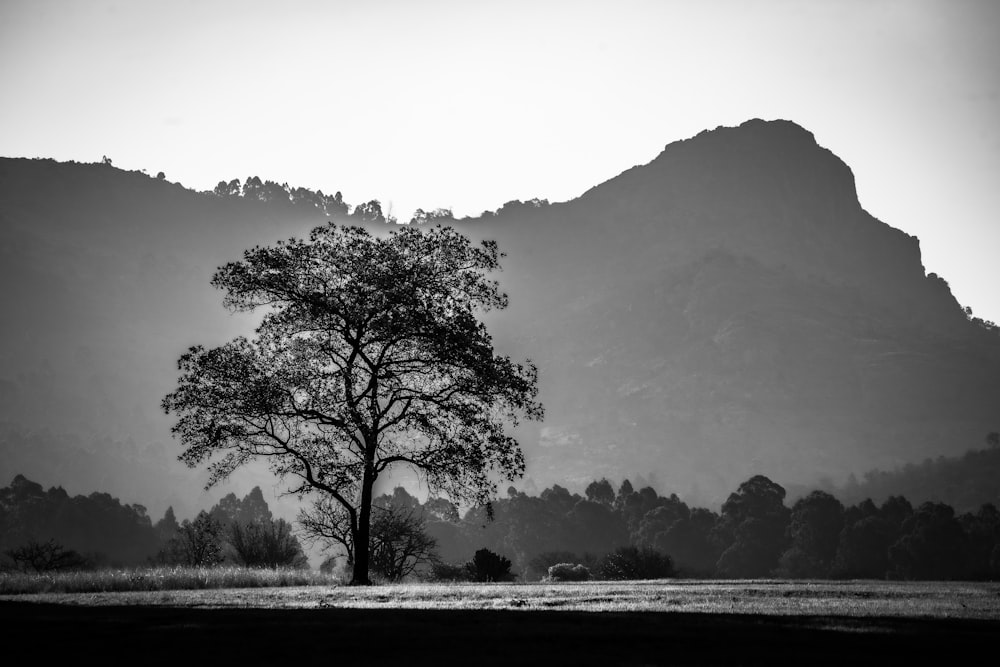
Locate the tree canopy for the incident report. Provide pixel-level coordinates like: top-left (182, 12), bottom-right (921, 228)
top-left (162, 223), bottom-right (542, 584)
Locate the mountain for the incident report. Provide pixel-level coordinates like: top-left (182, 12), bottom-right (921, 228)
top-left (2, 119), bottom-right (998, 513)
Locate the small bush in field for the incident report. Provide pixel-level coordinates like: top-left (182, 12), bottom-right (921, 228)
top-left (429, 562), bottom-right (472, 582)
top-left (598, 546), bottom-right (675, 580)
top-left (465, 548), bottom-right (515, 582)
top-left (547, 563), bottom-right (591, 582)
top-left (4, 539), bottom-right (89, 573)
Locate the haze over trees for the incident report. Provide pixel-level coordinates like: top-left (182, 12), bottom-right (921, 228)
top-left (3, 468), bottom-right (998, 582)
top-left (162, 223), bottom-right (542, 584)
top-left (831, 435), bottom-right (1000, 512)
top-left (0, 476), bottom-right (305, 570)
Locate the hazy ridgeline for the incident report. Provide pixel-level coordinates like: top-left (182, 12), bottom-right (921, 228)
top-left (4, 120), bottom-right (1000, 526)
top-left (4, 440), bottom-right (999, 583)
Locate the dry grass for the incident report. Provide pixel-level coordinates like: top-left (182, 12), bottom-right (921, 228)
top-left (3, 577), bottom-right (1000, 619)
top-left (0, 566), bottom-right (340, 595)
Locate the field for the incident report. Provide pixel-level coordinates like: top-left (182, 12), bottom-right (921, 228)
top-left (0, 565), bottom-right (339, 595)
top-left (4, 579), bottom-right (999, 665)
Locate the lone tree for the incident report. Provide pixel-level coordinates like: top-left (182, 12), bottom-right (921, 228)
top-left (163, 223), bottom-right (542, 584)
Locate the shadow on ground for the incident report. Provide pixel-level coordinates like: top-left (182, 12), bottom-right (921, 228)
top-left (4, 601), bottom-right (995, 665)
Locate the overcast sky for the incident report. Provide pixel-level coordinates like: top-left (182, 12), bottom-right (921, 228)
top-left (2, 0), bottom-right (998, 321)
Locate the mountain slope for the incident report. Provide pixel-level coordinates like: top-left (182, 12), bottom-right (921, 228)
top-left (1, 119), bottom-right (997, 512)
top-left (459, 119), bottom-right (1000, 503)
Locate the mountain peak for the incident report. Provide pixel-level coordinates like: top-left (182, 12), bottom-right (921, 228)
top-left (693, 117), bottom-right (817, 147)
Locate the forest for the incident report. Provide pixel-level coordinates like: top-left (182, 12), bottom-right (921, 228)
top-left (3, 453), bottom-right (998, 582)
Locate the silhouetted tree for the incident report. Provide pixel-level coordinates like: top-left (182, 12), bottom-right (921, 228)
top-left (715, 475), bottom-right (790, 577)
top-left (465, 548), bottom-right (514, 582)
top-left (4, 539), bottom-right (88, 572)
top-left (214, 179), bottom-right (241, 197)
top-left (409, 208), bottom-right (454, 225)
top-left (888, 502), bottom-right (969, 580)
top-left (158, 511), bottom-right (224, 566)
top-left (163, 224), bottom-right (542, 585)
top-left (228, 518), bottom-right (307, 568)
top-left (154, 506), bottom-right (180, 545)
top-left (651, 506), bottom-right (720, 576)
top-left (290, 186), bottom-right (324, 211)
top-left (834, 516), bottom-right (892, 579)
top-left (585, 478), bottom-right (615, 506)
top-left (959, 504), bottom-right (1000, 580)
top-left (777, 490), bottom-right (844, 578)
top-left (209, 487), bottom-right (273, 528)
top-left (424, 497), bottom-right (460, 523)
top-left (369, 501), bottom-right (438, 581)
top-left (567, 498), bottom-right (629, 556)
top-left (322, 191), bottom-right (349, 218)
top-left (242, 175), bottom-right (264, 200)
top-left (350, 199), bottom-right (386, 223)
top-left (615, 479), bottom-right (634, 509)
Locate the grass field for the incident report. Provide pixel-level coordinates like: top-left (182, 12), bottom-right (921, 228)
top-left (0, 565), bottom-right (340, 595)
top-left (4, 578), bottom-right (1000, 618)
top-left (4, 580), bottom-right (998, 665)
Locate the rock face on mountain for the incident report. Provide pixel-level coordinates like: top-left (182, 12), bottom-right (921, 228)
top-left (459, 119), bottom-right (1000, 503)
top-left (1, 119), bottom-right (997, 511)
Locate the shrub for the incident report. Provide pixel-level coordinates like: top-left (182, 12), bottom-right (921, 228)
top-left (547, 563), bottom-right (591, 582)
top-left (4, 539), bottom-right (89, 573)
top-left (527, 550), bottom-right (598, 580)
top-left (228, 519), bottom-right (308, 569)
top-left (428, 562), bottom-right (471, 582)
top-left (319, 555), bottom-right (340, 574)
top-left (598, 546), bottom-right (675, 580)
top-left (465, 548), bottom-right (515, 582)
top-left (369, 504), bottom-right (439, 581)
top-left (156, 511), bottom-right (224, 567)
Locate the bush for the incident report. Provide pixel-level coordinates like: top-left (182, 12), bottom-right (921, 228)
top-left (228, 519), bottom-right (308, 569)
top-left (547, 563), bottom-right (591, 582)
top-left (369, 504), bottom-right (439, 581)
top-left (319, 555), bottom-right (340, 574)
top-left (465, 548), bottom-right (515, 582)
top-left (598, 546), bottom-right (675, 580)
top-left (428, 561), bottom-right (471, 582)
top-left (156, 511), bottom-right (224, 567)
top-left (527, 550), bottom-right (599, 580)
top-left (4, 539), bottom-right (89, 573)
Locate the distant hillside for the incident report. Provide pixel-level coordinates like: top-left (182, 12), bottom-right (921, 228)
top-left (0, 160), bottom-right (338, 517)
top-left (2, 120), bottom-right (999, 513)
top-left (831, 438), bottom-right (1000, 513)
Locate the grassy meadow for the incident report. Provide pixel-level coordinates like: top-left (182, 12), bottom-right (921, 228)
top-left (0, 565), bottom-right (341, 595)
top-left (2, 574), bottom-right (999, 618)
top-left (4, 578), bottom-right (1000, 665)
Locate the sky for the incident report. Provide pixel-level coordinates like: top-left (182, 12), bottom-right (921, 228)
top-left (2, 0), bottom-right (999, 322)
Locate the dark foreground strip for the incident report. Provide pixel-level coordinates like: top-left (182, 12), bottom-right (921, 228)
top-left (3, 601), bottom-right (994, 666)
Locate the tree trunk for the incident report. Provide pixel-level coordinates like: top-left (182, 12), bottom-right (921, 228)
top-left (350, 459), bottom-right (375, 585)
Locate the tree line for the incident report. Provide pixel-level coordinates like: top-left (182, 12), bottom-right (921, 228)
top-left (0, 475), bottom-right (306, 572)
top-left (208, 174), bottom-right (547, 225)
top-left (4, 471), bottom-right (999, 581)
top-left (352, 475), bottom-right (1000, 582)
